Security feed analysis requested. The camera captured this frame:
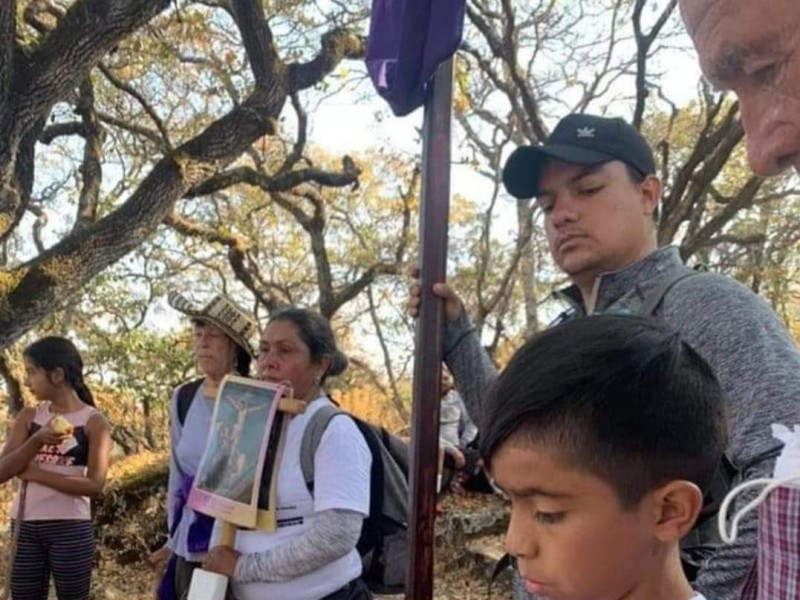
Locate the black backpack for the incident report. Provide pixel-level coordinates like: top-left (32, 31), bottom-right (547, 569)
top-left (300, 404), bottom-right (410, 594)
top-left (175, 378), bottom-right (204, 427)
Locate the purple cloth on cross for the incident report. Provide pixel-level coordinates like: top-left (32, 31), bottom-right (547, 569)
top-left (366, 0), bottom-right (466, 116)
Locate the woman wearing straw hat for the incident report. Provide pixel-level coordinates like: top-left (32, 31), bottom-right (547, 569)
top-left (149, 292), bottom-right (258, 600)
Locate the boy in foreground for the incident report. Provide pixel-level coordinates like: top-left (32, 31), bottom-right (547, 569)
top-left (480, 314), bottom-right (728, 600)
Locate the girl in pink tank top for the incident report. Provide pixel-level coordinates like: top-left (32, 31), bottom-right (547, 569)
top-left (0, 336), bottom-right (111, 600)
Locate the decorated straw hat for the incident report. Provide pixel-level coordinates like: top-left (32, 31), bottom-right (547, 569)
top-left (168, 291), bottom-right (258, 357)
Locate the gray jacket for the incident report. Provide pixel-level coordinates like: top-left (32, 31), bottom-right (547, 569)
top-left (444, 245), bottom-right (800, 600)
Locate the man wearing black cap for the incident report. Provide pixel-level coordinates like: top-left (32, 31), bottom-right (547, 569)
top-left (502, 114), bottom-right (661, 310)
top-left (409, 114), bottom-right (800, 600)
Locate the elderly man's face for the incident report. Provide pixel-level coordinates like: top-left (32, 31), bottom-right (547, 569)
top-left (680, 0), bottom-right (800, 176)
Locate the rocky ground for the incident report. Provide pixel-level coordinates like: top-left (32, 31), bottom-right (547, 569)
top-left (1, 459), bottom-right (514, 600)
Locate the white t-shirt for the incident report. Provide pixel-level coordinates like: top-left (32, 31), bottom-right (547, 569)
top-left (226, 396), bottom-right (372, 600)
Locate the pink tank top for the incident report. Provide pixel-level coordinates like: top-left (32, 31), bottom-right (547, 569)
top-left (11, 402), bottom-right (98, 521)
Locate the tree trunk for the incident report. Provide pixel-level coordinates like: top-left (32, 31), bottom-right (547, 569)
top-left (0, 352), bottom-right (24, 415)
top-left (142, 394), bottom-right (158, 450)
top-left (94, 459), bottom-right (169, 563)
top-left (517, 200), bottom-right (540, 337)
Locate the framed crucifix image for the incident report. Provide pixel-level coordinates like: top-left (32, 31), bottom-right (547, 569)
top-left (188, 375), bottom-right (290, 531)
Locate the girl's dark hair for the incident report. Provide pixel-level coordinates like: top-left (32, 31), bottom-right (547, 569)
top-left (23, 336), bottom-right (96, 407)
top-left (268, 308), bottom-right (348, 383)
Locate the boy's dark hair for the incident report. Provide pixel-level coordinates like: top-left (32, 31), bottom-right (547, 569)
top-left (24, 336), bottom-right (96, 407)
top-left (479, 314), bottom-right (728, 508)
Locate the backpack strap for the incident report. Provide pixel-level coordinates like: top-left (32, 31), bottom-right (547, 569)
top-left (300, 409), bottom-right (390, 529)
top-left (490, 552), bottom-right (515, 587)
top-left (176, 378), bottom-right (204, 427)
top-left (639, 269), bottom-right (701, 316)
top-left (379, 426), bottom-right (410, 478)
top-left (300, 404), bottom-right (344, 493)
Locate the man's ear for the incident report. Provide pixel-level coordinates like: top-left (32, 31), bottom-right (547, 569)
top-left (649, 480), bottom-right (704, 543)
top-left (640, 174), bottom-right (663, 217)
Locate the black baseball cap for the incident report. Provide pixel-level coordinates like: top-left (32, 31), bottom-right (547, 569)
top-left (502, 114), bottom-right (656, 199)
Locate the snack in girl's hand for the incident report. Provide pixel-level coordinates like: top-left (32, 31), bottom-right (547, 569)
top-left (50, 415), bottom-right (78, 452)
top-left (50, 415), bottom-right (74, 435)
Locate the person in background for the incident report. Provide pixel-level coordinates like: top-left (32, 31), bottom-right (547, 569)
top-left (439, 366), bottom-right (477, 453)
top-left (438, 365), bottom-right (483, 498)
top-left (149, 292), bottom-right (257, 600)
top-left (678, 0), bottom-right (800, 177)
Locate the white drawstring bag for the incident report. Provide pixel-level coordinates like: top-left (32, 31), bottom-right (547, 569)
top-left (718, 425), bottom-right (800, 600)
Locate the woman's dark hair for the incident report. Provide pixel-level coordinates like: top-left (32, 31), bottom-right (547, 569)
top-left (268, 308), bottom-right (348, 383)
top-left (23, 336), bottom-right (95, 407)
top-left (480, 314), bottom-right (728, 508)
top-left (235, 345), bottom-right (252, 377)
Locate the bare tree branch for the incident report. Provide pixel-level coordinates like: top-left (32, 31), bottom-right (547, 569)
top-left (2, 0), bottom-right (172, 180)
top-left (681, 176), bottom-right (765, 258)
top-left (631, 0), bottom-right (678, 128)
top-left (40, 121), bottom-right (88, 144)
top-left (98, 62), bottom-right (172, 150)
top-left (165, 208), bottom-right (291, 311)
top-left (288, 29), bottom-right (366, 92)
top-left (163, 211), bottom-right (248, 251)
top-left (0, 351), bottom-right (24, 414)
top-left (366, 286), bottom-right (409, 421)
top-left (701, 233), bottom-right (767, 248)
top-left (395, 166), bottom-right (417, 264)
top-left (0, 0), bottom-right (14, 109)
top-left (660, 100), bottom-right (743, 244)
top-left (280, 91), bottom-right (308, 173)
top-left (327, 263), bottom-right (403, 317)
top-left (481, 199), bottom-right (536, 326)
top-left (466, 1), bottom-right (547, 142)
top-left (96, 111), bottom-right (164, 145)
top-left (228, 247), bottom-right (290, 314)
top-left (230, 0), bottom-right (278, 86)
top-left (75, 78), bottom-right (105, 230)
top-left (186, 158), bottom-right (360, 198)
top-left (27, 203), bottom-right (48, 254)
